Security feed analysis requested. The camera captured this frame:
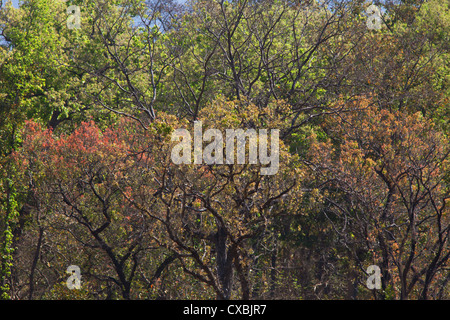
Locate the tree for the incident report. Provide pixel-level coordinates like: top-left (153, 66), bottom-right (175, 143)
top-left (123, 97), bottom-right (305, 299)
top-left (1, 0), bottom-right (449, 300)
top-left (15, 118), bottom-right (171, 299)
top-left (307, 99), bottom-right (450, 299)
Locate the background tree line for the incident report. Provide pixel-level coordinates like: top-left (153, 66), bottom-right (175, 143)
top-left (0, 0), bottom-right (448, 299)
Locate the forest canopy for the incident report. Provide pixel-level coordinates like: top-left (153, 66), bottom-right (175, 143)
top-left (0, 0), bottom-right (449, 300)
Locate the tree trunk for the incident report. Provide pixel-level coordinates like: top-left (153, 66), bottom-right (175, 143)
top-left (215, 226), bottom-right (232, 300)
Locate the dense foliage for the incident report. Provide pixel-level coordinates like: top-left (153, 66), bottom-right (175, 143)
top-left (0, 0), bottom-right (448, 300)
